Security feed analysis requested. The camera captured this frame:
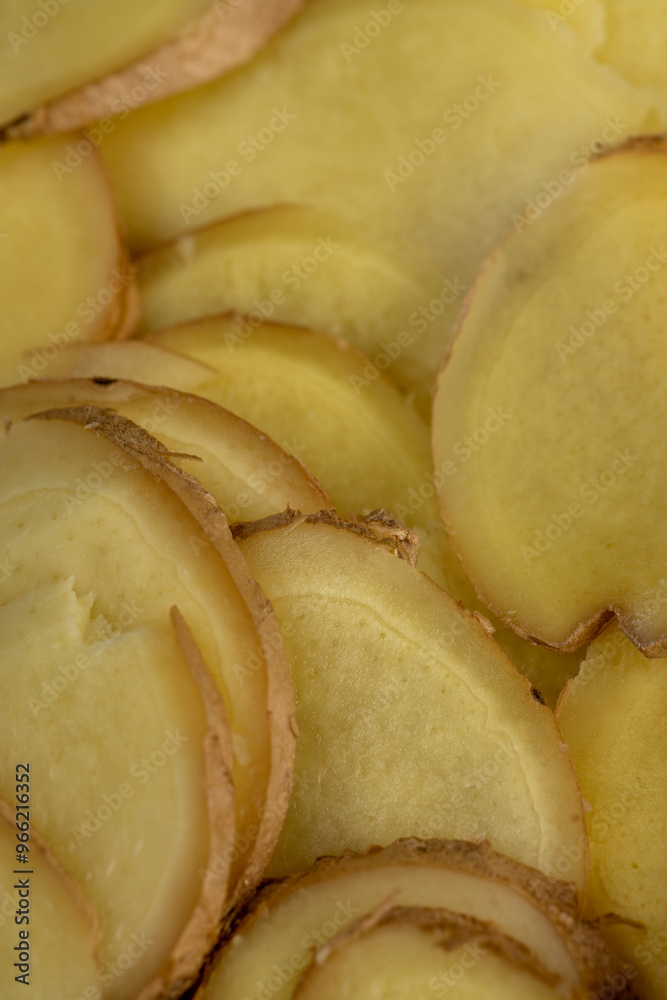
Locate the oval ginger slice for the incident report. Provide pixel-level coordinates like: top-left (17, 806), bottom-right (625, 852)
top-left (42, 337), bottom-right (220, 390)
top-left (200, 841), bottom-right (630, 1000)
top-left (0, 378), bottom-right (330, 524)
top-left (99, 0), bottom-right (653, 385)
top-left (292, 907), bottom-right (585, 1000)
top-left (557, 626), bottom-right (667, 1000)
top-left (0, 580), bottom-right (234, 1000)
top-left (0, 406), bottom-right (294, 913)
top-left (232, 510), bottom-right (587, 890)
top-left (43, 332), bottom-right (581, 706)
top-left (146, 318), bottom-right (581, 705)
top-left (0, 135), bottom-right (134, 388)
top-left (69, 320), bottom-right (448, 586)
top-left (434, 138), bottom-right (667, 656)
top-left (516, 0), bottom-right (667, 112)
top-left (1, 0), bottom-right (305, 136)
top-left (135, 205), bottom-right (433, 395)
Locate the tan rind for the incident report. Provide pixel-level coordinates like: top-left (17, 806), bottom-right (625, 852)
top-left (144, 314), bottom-right (448, 571)
top-left (292, 905), bottom-right (581, 998)
top-left (233, 839), bottom-right (578, 923)
top-left (216, 840), bottom-right (635, 999)
top-left (6, 0), bottom-right (307, 138)
top-left (28, 405), bottom-right (296, 901)
top-left (231, 507), bottom-right (420, 567)
top-left (133, 607), bottom-right (237, 1000)
top-left (555, 630), bottom-right (667, 1000)
top-left (0, 377), bottom-right (331, 516)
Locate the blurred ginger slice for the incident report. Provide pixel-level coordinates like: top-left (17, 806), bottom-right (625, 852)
top-left (514, 0), bottom-right (606, 50)
top-left (135, 205), bottom-right (433, 394)
top-left (0, 135), bottom-right (134, 388)
top-left (98, 0), bottom-right (653, 393)
top-left (292, 908), bottom-right (586, 1000)
top-left (47, 330), bottom-right (580, 707)
top-left (557, 626), bottom-right (667, 1000)
top-left (517, 0), bottom-right (667, 116)
top-left (0, 405), bottom-right (294, 911)
top-left (0, 800), bottom-right (99, 999)
top-left (1, 0), bottom-right (304, 135)
top-left (434, 138), bottom-right (667, 656)
top-left (232, 510), bottom-right (587, 888)
top-left (41, 336), bottom-right (219, 389)
top-left (201, 840), bottom-right (629, 1000)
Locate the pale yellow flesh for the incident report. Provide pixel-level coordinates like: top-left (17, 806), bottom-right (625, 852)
top-left (237, 519), bottom-right (586, 888)
top-left (0, 378), bottom-right (329, 524)
top-left (141, 320), bottom-right (447, 584)
top-left (43, 338), bottom-right (218, 390)
top-left (0, 579), bottom-right (212, 999)
top-left (557, 627), bottom-right (667, 1000)
top-left (48, 333), bottom-right (579, 704)
top-left (0, 416), bottom-right (270, 893)
top-left (0, 136), bottom-right (126, 388)
top-left (0, 807), bottom-right (98, 999)
top-left (514, 0), bottom-right (606, 50)
top-left (202, 863), bottom-right (582, 1000)
top-left (488, 624), bottom-right (580, 711)
top-left (0, 0), bottom-right (209, 127)
top-left (293, 921), bottom-right (575, 1000)
top-left (517, 0), bottom-right (667, 100)
top-left (430, 548), bottom-right (581, 710)
top-left (135, 205), bottom-right (432, 394)
top-left (434, 144), bottom-right (667, 655)
top-left (593, 0), bottom-right (667, 97)
top-left (101, 0), bottom-right (654, 393)
top-left (149, 318), bottom-right (578, 709)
